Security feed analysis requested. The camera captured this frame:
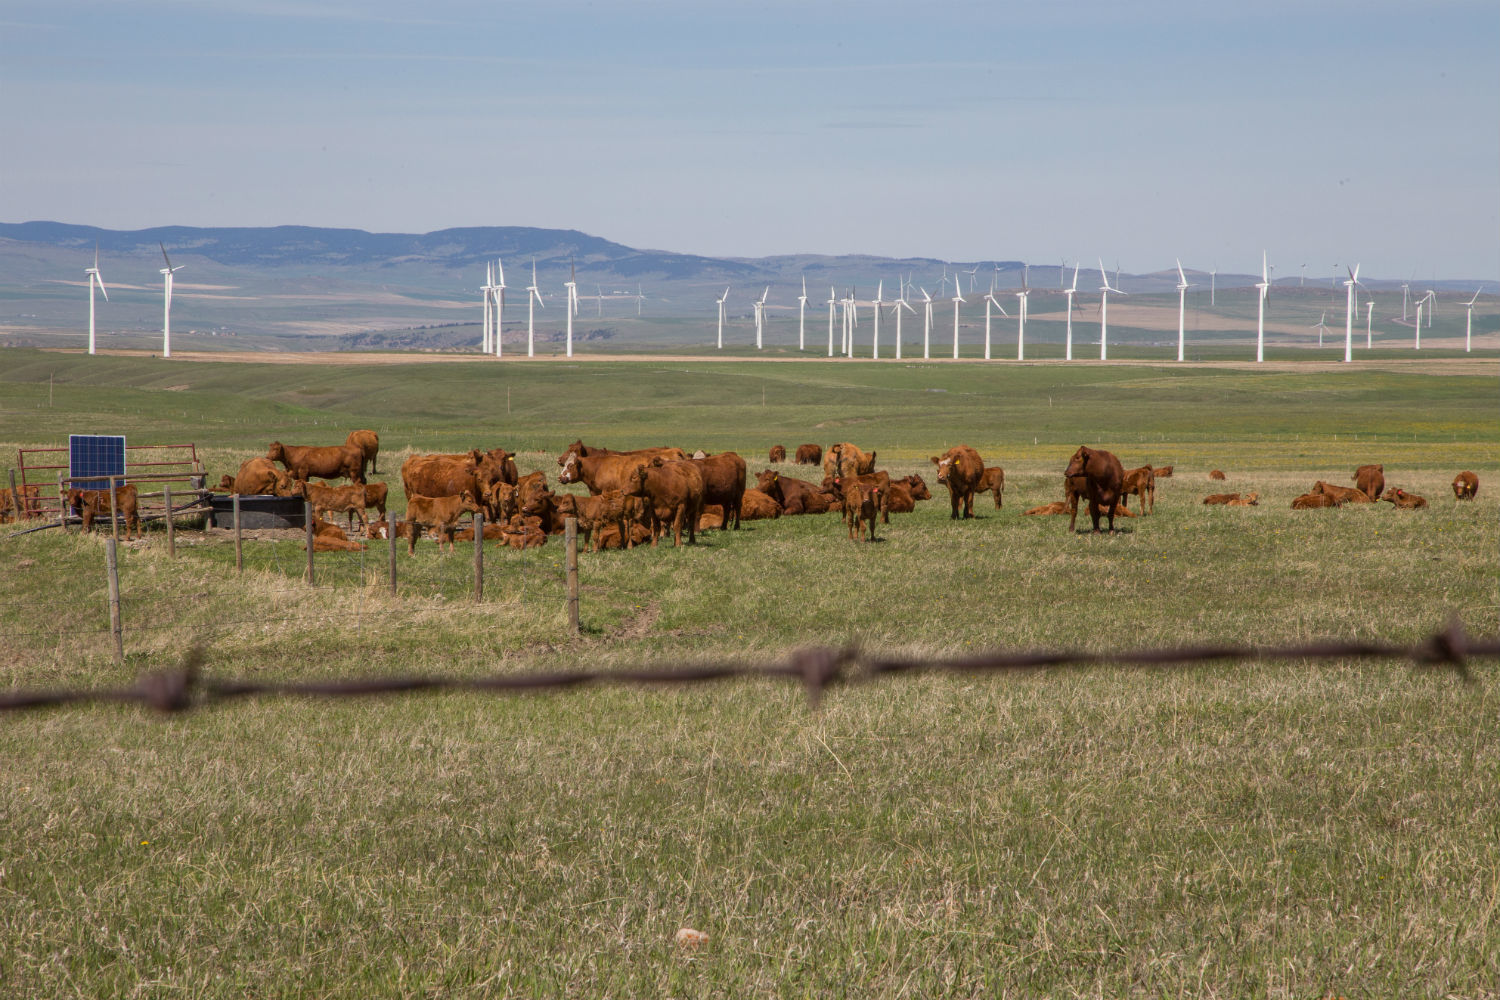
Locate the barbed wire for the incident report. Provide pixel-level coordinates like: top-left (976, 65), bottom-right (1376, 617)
top-left (1, 620), bottom-right (1491, 717)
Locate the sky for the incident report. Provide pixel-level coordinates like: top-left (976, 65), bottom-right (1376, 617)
top-left (3, 0), bottom-right (1497, 281)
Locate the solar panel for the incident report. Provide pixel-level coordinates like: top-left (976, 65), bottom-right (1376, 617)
top-left (69, 434), bottom-right (127, 491)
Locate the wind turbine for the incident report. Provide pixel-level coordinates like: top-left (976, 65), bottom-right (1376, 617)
top-left (1365, 298), bottom-right (1375, 349)
top-left (1313, 311), bottom-right (1330, 348)
top-left (951, 280), bottom-right (966, 359)
top-left (920, 287), bottom-right (934, 359)
top-left (1014, 268), bottom-right (1029, 361)
top-left (85, 243), bottom-right (108, 356)
top-left (1254, 251), bottom-right (1270, 363)
top-left (635, 283), bottom-right (644, 317)
top-left (564, 259), bottom-right (579, 358)
top-left (595, 284), bottom-right (604, 317)
top-left (158, 243), bottom-right (184, 359)
top-left (1098, 258), bottom-right (1126, 361)
top-left (1421, 288), bottom-right (1436, 329)
top-left (1171, 259), bottom-right (1194, 361)
top-left (1413, 297), bottom-right (1424, 349)
top-left (526, 259), bottom-right (543, 357)
top-left (797, 276), bottom-right (808, 351)
top-left (715, 287), bottom-right (730, 349)
top-left (1401, 282), bottom-right (1411, 321)
top-left (982, 281), bottom-right (1008, 360)
top-left (1464, 287), bottom-right (1483, 352)
top-left (493, 259), bottom-right (506, 357)
top-left (893, 281), bottom-right (915, 360)
top-left (842, 289), bottom-right (857, 358)
top-left (962, 265), bottom-right (979, 292)
top-left (826, 286), bottom-right (837, 357)
top-left (1209, 264), bottom-right (1217, 307)
top-left (1341, 264), bottom-right (1361, 363)
top-left (480, 263), bottom-right (494, 354)
top-left (1063, 264), bottom-right (1080, 361)
top-left (754, 286), bottom-right (769, 349)
top-left (871, 280), bottom-right (884, 358)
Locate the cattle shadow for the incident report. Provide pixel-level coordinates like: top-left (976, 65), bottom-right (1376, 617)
top-left (1071, 527), bottom-right (1136, 535)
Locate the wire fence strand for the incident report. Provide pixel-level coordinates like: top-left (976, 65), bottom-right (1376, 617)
top-left (1, 622), bottom-right (1491, 717)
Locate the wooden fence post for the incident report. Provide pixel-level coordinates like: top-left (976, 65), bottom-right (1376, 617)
top-left (108, 475), bottom-right (120, 544)
top-left (233, 494), bottom-right (243, 575)
top-left (57, 472), bottom-right (67, 532)
top-left (7, 469), bottom-right (17, 521)
top-left (164, 484), bottom-right (175, 557)
top-left (304, 501), bottom-right (315, 585)
top-left (473, 511), bottom-right (484, 603)
top-left (104, 538), bottom-right (123, 664)
top-left (565, 516), bottom-right (579, 635)
top-left (387, 509), bottom-right (398, 596)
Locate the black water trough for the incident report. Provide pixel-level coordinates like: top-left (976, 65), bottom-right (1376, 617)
top-left (207, 494), bottom-right (307, 530)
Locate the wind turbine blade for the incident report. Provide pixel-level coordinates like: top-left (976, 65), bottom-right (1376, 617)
top-left (97, 275), bottom-right (109, 301)
top-left (1176, 258), bottom-right (1186, 285)
top-left (160, 242), bottom-right (172, 268)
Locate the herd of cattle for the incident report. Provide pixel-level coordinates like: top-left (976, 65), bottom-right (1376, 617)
top-left (1, 427), bottom-right (1482, 550)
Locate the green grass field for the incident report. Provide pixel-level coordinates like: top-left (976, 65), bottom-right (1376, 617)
top-left (2, 349), bottom-right (1497, 997)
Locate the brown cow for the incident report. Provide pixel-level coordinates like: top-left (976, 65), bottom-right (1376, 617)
top-left (626, 459), bottom-right (705, 547)
top-left (500, 516), bottom-right (548, 550)
top-left (305, 519), bottom-right (366, 552)
top-left (267, 441), bottom-right (365, 484)
top-left (1353, 464), bottom-right (1384, 500)
top-left (769, 445), bottom-right (787, 463)
top-left (214, 474), bottom-right (235, 492)
top-left (825, 442), bottom-right (877, 480)
top-left (795, 443), bottom-right (823, 466)
top-left (827, 470), bottom-right (892, 523)
top-left (1202, 493), bottom-right (1242, 505)
top-left (1, 483), bottom-right (41, 521)
top-left (884, 474), bottom-right (931, 515)
top-left (689, 452), bottom-right (747, 529)
top-left (1313, 481), bottom-right (1372, 504)
top-left (303, 481), bottom-right (368, 534)
top-left (554, 490), bottom-right (634, 552)
top-left (404, 492), bottom-right (482, 554)
top-left (1064, 446), bottom-right (1125, 532)
top-left (234, 457), bottom-right (297, 496)
top-left (401, 449), bottom-right (511, 504)
top-left (594, 521), bottom-right (653, 550)
top-left (346, 429), bottom-right (380, 477)
top-left (452, 521), bottom-right (507, 541)
top-left (1121, 466), bottom-right (1155, 514)
top-left (484, 481), bottom-right (519, 524)
top-left (1291, 492), bottom-right (1339, 509)
top-left (1023, 501), bottom-right (1069, 516)
top-left (368, 519), bottom-right (414, 540)
top-left (1209, 469), bottom-right (1226, 480)
top-left (557, 449), bottom-right (655, 497)
top-left (975, 467), bottom-right (1005, 509)
top-left (557, 441), bottom-right (686, 467)
top-left (931, 446), bottom-right (985, 520)
top-left (66, 484), bottom-right (141, 540)
top-left (1381, 488), bottom-right (1428, 510)
top-left (740, 488), bottom-right (782, 520)
top-left (1453, 471), bottom-right (1479, 500)
top-left (755, 469), bottom-right (833, 516)
top-left (1154, 465), bottom-right (1174, 478)
top-left (1226, 493), bottom-right (1260, 506)
top-left (843, 480), bottom-right (882, 542)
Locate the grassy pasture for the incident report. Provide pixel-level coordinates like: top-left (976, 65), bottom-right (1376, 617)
top-left (1, 350), bottom-right (1498, 997)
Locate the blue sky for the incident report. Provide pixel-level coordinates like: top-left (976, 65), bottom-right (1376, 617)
top-left (3, 0), bottom-right (1496, 280)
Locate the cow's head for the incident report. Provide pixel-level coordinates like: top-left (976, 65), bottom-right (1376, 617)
top-left (1064, 446), bottom-right (1091, 479)
top-left (626, 463), bottom-right (649, 495)
top-left (266, 441), bottom-right (284, 461)
top-left (558, 451), bottom-right (581, 484)
top-left (932, 454), bottom-right (954, 485)
top-left (755, 469), bottom-right (779, 494)
top-left (906, 474), bottom-right (932, 500)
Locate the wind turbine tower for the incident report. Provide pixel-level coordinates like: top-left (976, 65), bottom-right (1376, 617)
top-left (1365, 299), bottom-right (1375, 349)
top-left (158, 243), bottom-right (184, 359)
top-left (893, 282), bottom-right (914, 360)
top-left (492, 259), bottom-right (506, 357)
top-left (1209, 265), bottom-right (1216, 307)
top-left (1063, 264), bottom-right (1079, 361)
top-left (871, 281), bottom-right (885, 359)
top-left (920, 288), bottom-right (934, 359)
top-left (826, 287), bottom-right (837, 357)
top-left (797, 277), bottom-right (808, 351)
top-left (754, 287), bottom-right (769, 349)
top-left (1341, 264), bottom-right (1360, 363)
top-left (1098, 258), bottom-right (1126, 361)
top-left (481, 264), bottom-right (493, 354)
top-left (1464, 287), bottom-right (1483, 352)
top-left (85, 244), bottom-right (108, 356)
top-left (1175, 259), bottom-right (1194, 362)
top-left (1014, 269), bottom-right (1029, 361)
top-left (982, 282), bottom-right (1008, 361)
top-left (951, 281), bottom-right (966, 359)
top-left (715, 287), bottom-right (729, 349)
top-left (526, 259), bottom-right (543, 357)
top-left (564, 259), bottom-right (579, 358)
top-left (1255, 251), bottom-right (1270, 363)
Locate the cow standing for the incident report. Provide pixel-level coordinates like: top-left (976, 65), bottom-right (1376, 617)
top-left (1063, 446), bottom-right (1125, 532)
top-left (931, 446), bottom-right (985, 520)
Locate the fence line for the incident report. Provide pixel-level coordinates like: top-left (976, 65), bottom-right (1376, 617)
top-left (1, 622), bottom-right (1491, 717)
